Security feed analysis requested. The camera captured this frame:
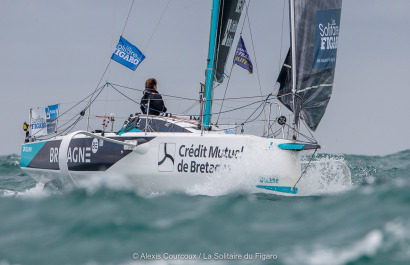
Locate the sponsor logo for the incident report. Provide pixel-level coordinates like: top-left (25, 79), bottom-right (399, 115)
top-left (235, 0), bottom-right (246, 13)
top-left (50, 147), bottom-right (59, 163)
top-left (313, 8), bottom-right (341, 69)
top-left (259, 177), bottom-right (279, 184)
top-left (50, 146), bottom-right (91, 163)
top-left (22, 146), bottom-right (32, 152)
top-left (158, 143), bottom-right (176, 172)
top-left (224, 128), bottom-right (235, 134)
top-left (176, 144), bottom-right (245, 174)
top-left (319, 19), bottom-right (339, 51)
top-left (31, 116), bottom-right (46, 130)
top-left (222, 19), bottom-right (238, 47)
top-left (113, 41), bottom-right (143, 66)
top-left (67, 147), bottom-right (91, 163)
top-left (265, 142), bottom-right (275, 150)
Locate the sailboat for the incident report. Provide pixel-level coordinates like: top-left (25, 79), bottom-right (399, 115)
top-left (20, 0), bottom-right (346, 195)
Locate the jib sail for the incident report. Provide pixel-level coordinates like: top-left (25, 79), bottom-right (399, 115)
top-left (277, 0), bottom-right (343, 131)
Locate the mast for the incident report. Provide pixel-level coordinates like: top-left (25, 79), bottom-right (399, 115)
top-left (289, 0), bottom-right (298, 139)
top-left (203, 0), bottom-right (220, 130)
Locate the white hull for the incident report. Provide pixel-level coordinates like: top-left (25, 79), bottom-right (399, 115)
top-left (21, 116), bottom-right (303, 195)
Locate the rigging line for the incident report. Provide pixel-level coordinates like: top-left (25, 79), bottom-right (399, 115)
top-left (57, 84), bottom-right (107, 131)
top-left (214, 0), bottom-right (249, 124)
top-left (144, 0), bottom-right (171, 51)
top-left (181, 101), bottom-right (199, 115)
top-left (110, 82), bottom-right (197, 101)
top-left (215, 42), bottom-right (237, 125)
top-left (104, 81), bottom-right (110, 117)
top-left (56, 84), bottom-right (106, 136)
top-left (206, 99), bottom-right (264, 116)
top-left (86, 60), bottom-right (112, 130)
top-left (293, 148), bottom-right (318, 189)
top-left (246, 6), bottom-right (267, 123)
top-left (121, 0), bottom-right (135, 36)
top-left (243, 99), bottom-right (267, 124)
top-left (109, 83), bottom-right (142, 103)
top-left (35, 84), bottom-right (105, 138)
top-left (240, 0), bottom-right (251, 34)
top-left (278, 0), bottom-right (286, 70)
top-left (126, 0), bottom-right (171, 86)
top-left (109, 82), bottom-right (273, 101)
top-left (213, 0), bottom-right (251, 125)
top-left (45, 116), bottom-right (83, 140)
top-left (45, 83), bottom-right (107, 140)
top-left (109, 0), bottom-right (119, 80)
top-left (110, 83), bottom-right (181, 115)
top-left (301, 118), bottom-right (317, 143)
top-left (282, 122), bottom-right (316, 143)
top-left (57, 86), bottom-right (102, 120)
top-left (246, 10), bottom-right (263, 98)
top-left (242, 94), bottom-right (271, 124)
top-left (110, 82), bottom-right (265, 117)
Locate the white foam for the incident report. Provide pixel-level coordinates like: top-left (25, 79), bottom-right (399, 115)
top-left (1, 182), bottom-right (48, 199)
top-left (285, 230), bottom-right (383, 265)
top-left (297, 156), bottom-right (352, 196)
top-left (76, 172), bottom-right (135, 194)
top-left (187, 154), bottom-right (353, 197)
top-left (17, 182), bottom-right (46, 198)
top-left (76, 172), bottom-right (169, 198)
top-left (186, 156), bottom-right (261, 196)
top-left (384, 218), bottom-right (410, 260)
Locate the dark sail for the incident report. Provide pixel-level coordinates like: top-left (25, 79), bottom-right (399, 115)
top-left (277, 49), bottom-right (293, 112)
top-left (214, 0), bottom-right (245, 83)
top-left (277, 0), bottom-right (342, 131)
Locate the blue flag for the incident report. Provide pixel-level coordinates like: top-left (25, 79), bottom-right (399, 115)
top-left (111, 36), bottom-right (145, 71)
top-left (233, 36), bottom-right (253, 74)
top-left (46, 104), bottom-right (59, 119)
top-left (45, 104), bottom-right (59, 134)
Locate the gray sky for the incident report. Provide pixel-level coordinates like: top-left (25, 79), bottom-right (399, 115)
top-left (0, 0), bottom-right (409, 156)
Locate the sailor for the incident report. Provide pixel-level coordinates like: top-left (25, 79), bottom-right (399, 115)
top-left (140, 78), bottom-right (167, 116)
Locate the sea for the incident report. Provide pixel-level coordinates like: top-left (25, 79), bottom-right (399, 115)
top-left (0, 150), bottom-right (409, 265)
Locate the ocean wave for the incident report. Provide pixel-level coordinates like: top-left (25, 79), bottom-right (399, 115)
top-left (284, 230), bottom-right (383, 265)
top-left (283, 216), bottom-right (410, 265)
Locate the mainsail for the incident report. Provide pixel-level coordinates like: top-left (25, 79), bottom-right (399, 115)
top-left (277, 0), bottom-right (343, 131)
top-left (214, 0), bottom-right (246, 83)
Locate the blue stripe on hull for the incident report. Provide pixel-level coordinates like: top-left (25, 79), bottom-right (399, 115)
top-left (256, 185), bottom-right (298, 194)
top-left (278, 143), bottom-right (305, 150)
top-left (21, 142), bottom-right (47, 167)
top-left (278, 143), bottom-right (320, 151)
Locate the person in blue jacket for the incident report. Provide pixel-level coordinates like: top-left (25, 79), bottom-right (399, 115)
top-left (140, 78), bottom-right (167, 115)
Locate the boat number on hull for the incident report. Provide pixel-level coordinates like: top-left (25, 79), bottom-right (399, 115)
top-left (92, 138), bottom-right (99, 153)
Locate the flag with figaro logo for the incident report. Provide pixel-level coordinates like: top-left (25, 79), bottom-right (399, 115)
top-left (111, 36), bottom-right (145, 71)
top-left (233, 36), bottom-right (253, 74)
